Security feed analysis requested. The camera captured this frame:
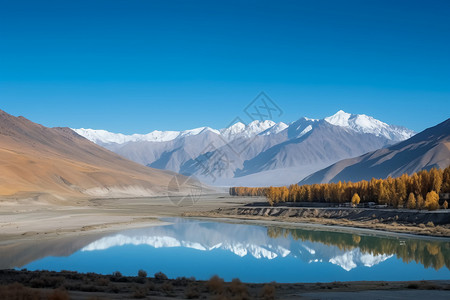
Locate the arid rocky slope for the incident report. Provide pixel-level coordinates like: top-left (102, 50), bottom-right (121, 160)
top-left (0, 110), bottom-right (202, 202)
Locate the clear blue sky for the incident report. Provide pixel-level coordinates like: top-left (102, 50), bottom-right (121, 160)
top-left (1, 0), bottom-right (449, 134)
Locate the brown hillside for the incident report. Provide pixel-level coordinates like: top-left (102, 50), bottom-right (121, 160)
top-left (0, 110), bottom-right (200, 201)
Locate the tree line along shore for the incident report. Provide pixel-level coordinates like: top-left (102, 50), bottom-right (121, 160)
top-left (229, 167), bottom-right (450, 210)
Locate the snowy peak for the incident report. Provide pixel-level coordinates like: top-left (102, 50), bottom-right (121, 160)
top-left (324, 110), bottom-right (352, 127)
top-left (220, 120), bottom-right (276, 140)
top-left (73, 110), bottom-right (414, 146)
top-left (324, 110), bottom-right (415, 141)
top-left (73, 127), bottom-right (220, 145)
top-left (260, 122), bottom-right (288, 136)
top-left (73, 120), bottom-right (282, 145)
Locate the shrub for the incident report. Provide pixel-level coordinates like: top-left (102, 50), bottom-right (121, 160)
top-left (185, 284), bottom-right (200, 299)
top-left (96, 277), bottom-right (110, 286)
top-left (229, 278), bottom-right (249, 299)
top-left (154, 271), bottom-right (168, 280)
top-left (207, 275), bottom-right (224, 294)
top-left (426, 221), bottom-right (435, 227)
top-left (137, 269), bottom-right (147, 278)
top-left (133, 286), bottom-right (147, 298)
top-left (112, 271), bottom-right (122, 277)
top-left (260, 283), bottom-right (276, 300)
top-left (162, 281), bottom-right (173, 291)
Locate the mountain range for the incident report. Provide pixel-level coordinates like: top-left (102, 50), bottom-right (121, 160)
top-left (0, 110), bottom-right (202, 201)
top-left (74, 110), bottom-right (415, 186)
top-left (300, 117), bottom-right (450, 184)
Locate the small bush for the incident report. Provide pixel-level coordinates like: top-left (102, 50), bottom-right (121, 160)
top-left (161, 281), bottom-right (173, 295)
top-left (137, 269), bottom-right (147, 278)
top-left (185, 284), bottom-right (200, 299)
top-left (154, 271), bottom-right (168, 280)
top-left (133, 286), bottom-right (147, 298)
top-left (112, 271), bottom-right (122, 277)
top-left (207, 275), bottom-right (224, 294)
top-left (174, 276), bottom-right (190, 287)
top-left (229, 278), bottom-right (249, 299)
top-left (426, 221), bottom-right (435, 227)
top-left (260, 282), bottom-right (276, 300)
top-left (96, 277), bottom-right (110, 286)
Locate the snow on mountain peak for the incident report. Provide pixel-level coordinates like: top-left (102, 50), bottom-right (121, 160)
top-left (220, 120), bottom-right (277, 140)
top-left (325, 110), bottom-right (352, 127)
top-left (73, 110), bottom-right (414, 146)
top-left (324, 110), bottom-right (415, 141)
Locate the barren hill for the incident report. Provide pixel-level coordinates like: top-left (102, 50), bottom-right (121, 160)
top-left (0, 110), bottom-right (201, 202)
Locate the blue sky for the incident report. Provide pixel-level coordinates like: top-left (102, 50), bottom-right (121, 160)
top-left (1, 0), bottom-right (449, 134)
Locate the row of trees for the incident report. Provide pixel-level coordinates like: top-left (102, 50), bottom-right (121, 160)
top-left (229, 166), bottom-right (450, 210)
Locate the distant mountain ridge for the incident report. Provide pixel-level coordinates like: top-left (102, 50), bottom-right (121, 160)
top-left (0, 109), bottom-right (202, 201)
top-left (300, 118), bottom-right (450, 185)
top-left (74, 111), bottom-right (415, 186)
top-left (74, 110), bottom-right (412, 145)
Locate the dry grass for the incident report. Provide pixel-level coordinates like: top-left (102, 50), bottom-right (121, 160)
top-left (207, 275), bottom-right (225, 295)
top-left (260, 283), bottom-right (276, 300)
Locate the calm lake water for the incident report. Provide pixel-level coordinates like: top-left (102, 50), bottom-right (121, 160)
top-left (19, 218), bottom-right (450, 283)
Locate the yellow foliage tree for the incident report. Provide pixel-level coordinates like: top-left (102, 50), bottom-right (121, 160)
top-left (425, 191), bottom-right (440, 211)
top-left (351, 193), bottom-right (360, 206)
top-left (416, 194), bottom-right (425, 210)
top-left (229, 167), bottom-right (448, 210)
top-left (406, 193), bottom-right (416, 209)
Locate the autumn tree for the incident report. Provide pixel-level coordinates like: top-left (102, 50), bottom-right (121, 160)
top-left (406, 193), bottom-right (416, 209)
top-left (425, 191), bottom-right (440, 211)
top-left (229, 166), bottom-right (449, 210)
top-left (351, 193), bottom-right (360, 206)
top-left (441, 166), bottom-right (450, 193)
top-left (416, 194), bottom-right (425, 210)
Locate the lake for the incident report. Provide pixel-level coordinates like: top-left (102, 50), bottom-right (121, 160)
top-left (11, 218), bottom-right (450, 283)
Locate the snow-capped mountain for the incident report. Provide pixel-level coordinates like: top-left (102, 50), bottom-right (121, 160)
top-left (73, 111), bottom-right (415, 186)
top-left (324, 110), bottom-right (413, 141)
top-left (300, 118), bottom-right (450, 184)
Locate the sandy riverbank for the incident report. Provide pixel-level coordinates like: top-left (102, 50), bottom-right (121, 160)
top-left (0, 194), bottom-right (252, 242)
top-left (2, 194), bottom-right (450, 244)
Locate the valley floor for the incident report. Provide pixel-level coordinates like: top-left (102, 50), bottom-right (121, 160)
top-left (1, 194), bottom-right (450, 299)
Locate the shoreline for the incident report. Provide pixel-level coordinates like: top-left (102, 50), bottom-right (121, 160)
top-left (1, 269), bottom-right (449, 300)
top-left (2, 194), bottom-right (449, 244)
top-left (184, 216), bottom-right (450, 241)
top-left (182, 204), bottom-right (450, 238)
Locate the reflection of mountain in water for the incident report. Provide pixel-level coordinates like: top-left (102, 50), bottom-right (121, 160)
top-left (81, 220), bottom-right (394, 271)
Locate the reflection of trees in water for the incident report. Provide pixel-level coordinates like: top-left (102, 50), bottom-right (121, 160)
top-left (267, 227), bottom-right (450, 270)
